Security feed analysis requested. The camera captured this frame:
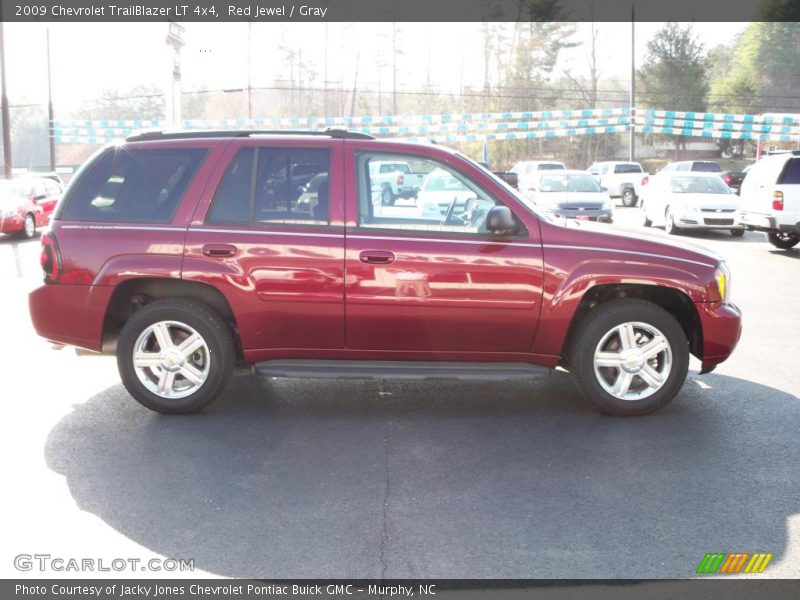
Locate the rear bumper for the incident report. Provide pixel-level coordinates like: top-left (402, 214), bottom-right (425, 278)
top-left (29, 284), bottom-right (113, 352)
top-left (740, 211), bottom-right (800, 234)
top-left (697, 301), bottom-right (742, 372)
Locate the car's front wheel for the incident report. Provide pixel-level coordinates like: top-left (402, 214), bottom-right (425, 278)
top-left (767, 231), bottom-right (799, 249)
top-left (22, 213), bottom-right (36, 239)
top-left (641, 201), bottom-right (652, 227)
top-left (568, 299), bottom-right (690, 416)
top-left (117, 298), bottom-right (235, 414)
top-left (665, 207), bottom-right (681, 235)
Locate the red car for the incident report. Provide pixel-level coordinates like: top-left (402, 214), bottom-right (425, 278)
top-left (29, 130), bottom-right (742, 416)
top-left (0, 176), bottom-right (62, 238)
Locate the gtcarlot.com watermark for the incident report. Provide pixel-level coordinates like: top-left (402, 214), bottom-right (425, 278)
top-left (14, 554), bottom-right (194, 573)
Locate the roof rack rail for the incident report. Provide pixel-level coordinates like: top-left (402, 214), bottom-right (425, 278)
top-left (125, 128), bottom-right (375, 142)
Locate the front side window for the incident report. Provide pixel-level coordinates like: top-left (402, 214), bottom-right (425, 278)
top-left (356, 153), bottom-right (505, 235)
top-left (207, 147), bottom-right (330, 226)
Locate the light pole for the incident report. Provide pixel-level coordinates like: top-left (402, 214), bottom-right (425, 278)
top-left (46, 28), bottom-right (56, 172)
top-left (629, 7), bottom-right (636, 162)
top-left (165, 22), bottom-right (185, 128)
top-left (0, 21), bottom-right (12, 179)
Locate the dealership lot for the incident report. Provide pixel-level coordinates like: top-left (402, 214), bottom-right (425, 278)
top-left (1, 206), bottom-right (799, 579)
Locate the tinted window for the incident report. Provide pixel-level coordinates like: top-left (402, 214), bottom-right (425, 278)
top-left (357, 153), bottom-right (502, 235)
top-left (207, 147), bottom-right (330, 225)
top-left (669, 175), bottom-right (730, 194)
top-left (43, 178), bottom-right (61, 195)
top-left (537, 163), bottom-right (566, 170)
top-left (778, 158), bottom-right (800, 184)
top-left (61, 147), bottom-right (207, 223)
top-left (613, 163), bottom-right (643, 174)
top-left (692, 162), bottom-right (722, 172)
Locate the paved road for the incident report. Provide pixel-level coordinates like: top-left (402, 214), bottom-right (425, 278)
top-left (1, 207), bottom-right (799, 579)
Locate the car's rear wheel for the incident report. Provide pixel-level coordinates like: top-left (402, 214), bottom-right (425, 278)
top-left (665, 207), bottom-right (681, 235)
top-left (22, 213), bottom-right (36, 239)
top-left (568, 299), bottom-right (689, 416)
top-left (621, 187), bottom-right (637, 207)
top-left (730, 228), bottom-right (745, 238)
top-left (117, 298), bottom-right (235, 414)
top-left (381, 187), bottom-right (395, 206)
top-left (766, 231), bottom-right (799, 249)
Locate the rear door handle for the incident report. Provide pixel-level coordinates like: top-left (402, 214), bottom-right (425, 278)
top-left (359, 250), bottom-right (395, 264)
top-left (202, 243), bottom-right (237, 258)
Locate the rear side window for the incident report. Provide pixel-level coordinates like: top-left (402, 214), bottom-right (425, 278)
top-left (60, 147), bottom-right (207, 223)
top-left (778, 158), bottom-right (800, 184)
top-left (207, 147), bottom-right (330, 226)
top-left (614, 163), bottom-right (643, 174)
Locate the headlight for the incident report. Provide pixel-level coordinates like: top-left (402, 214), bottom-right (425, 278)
top-left (715, 261), bottom-right (731, 303)
top-left (601, 199), bottom-right (613, 211)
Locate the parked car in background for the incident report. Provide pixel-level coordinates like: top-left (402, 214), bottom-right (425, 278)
top-left (0, 176), bottom-right (63, 238)
top-left (369, 160), bottom-right (426, 206)
top-left (587, 161), bottom-right (647, 207)
top-left (739, 150), bottom-right (800, 249)
top-left (525, 170), bottom-right (613, 222)
top-left (661, 160), bottom-right (723, 173)
top-left (478, 162), bottom-right (519, 189)
top-left (29, 129), bottom-right (741, 417)
top-left (640, 171), bottom-right (744, 236)
top-left (721, 170), bottom-right (746, 194)
top-left (510, 160), bottom-right (566, 194)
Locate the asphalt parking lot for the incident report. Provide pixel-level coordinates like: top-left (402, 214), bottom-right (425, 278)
top-left (1, 205), bottom-right (799, 579)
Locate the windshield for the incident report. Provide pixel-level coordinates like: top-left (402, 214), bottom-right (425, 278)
top-left (692, 162), bottom-right (722, 172)
top-left (538, 163), bottom-right (566, 171)
top-left (538, 174), bottom-right (603, 193)
top-left (669, 175), bottom-right (731, 194)
top-left (614, 163), bottom-right (643, 174)
top-left (423, 170), bottom-right (465, 192)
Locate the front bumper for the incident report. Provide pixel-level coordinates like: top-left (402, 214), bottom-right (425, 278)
top-left (676, 209), bottom-right (741, 230)
top-left (697, 301), bottom-right (742, 372)
top-left (0, 214), bottom-right (23, 233)
top-left (553, 208), bottom-right (613, 223)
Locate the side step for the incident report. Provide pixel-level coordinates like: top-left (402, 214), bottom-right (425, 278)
top-left (255, 360), bottom-right (551, 381)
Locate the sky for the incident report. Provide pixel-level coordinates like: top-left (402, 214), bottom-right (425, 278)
top-left (2, 21), bottom-right (747, 117)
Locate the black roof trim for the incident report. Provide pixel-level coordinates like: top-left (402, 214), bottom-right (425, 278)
top-left (125, 128), bottom-right (375, 142)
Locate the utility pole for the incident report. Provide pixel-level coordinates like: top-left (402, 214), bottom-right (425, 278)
top-left (46, 28), bottom-right (56, 172)
top-left (629, 5), bottom-right (635, 162)
top-left (165, 22), bottom-right (185, 128)
top-left (247, 22), bottom-right (252, 122)
top-left (0, 21), bottom-right (12, 179)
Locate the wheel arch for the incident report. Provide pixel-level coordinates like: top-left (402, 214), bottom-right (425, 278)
top-left (559, 283), bottom-right (703, 368)
top-left (101, 278), bottom-right (243, 361)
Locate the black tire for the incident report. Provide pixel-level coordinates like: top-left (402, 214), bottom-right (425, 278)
top-left (381, 186), bottom-right (395, 206)
top-left (766, 231), bottom-right (799, 249)
top-left (22, 213), bottom-right (36, 239)
top-left (641, 202), bottom-right (652, 227)
top-left (665, 207), bottom-right (681, 235)
top-left (568, 299), bottom-right (690, 416)
top-left (117, 298), bottom-right (235, 414)
top-left (621, 187), bottom-right (637, 207)
top-left (730, 228), bottom-right (745, 238)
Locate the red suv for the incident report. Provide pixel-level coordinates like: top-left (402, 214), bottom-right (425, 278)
top-left (29, 130), bottom-right (742, 416)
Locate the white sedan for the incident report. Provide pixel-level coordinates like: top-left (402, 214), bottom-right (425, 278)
top-left (640, 172), bottom-right (744, 236)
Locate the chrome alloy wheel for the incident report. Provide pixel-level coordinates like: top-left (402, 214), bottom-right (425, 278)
top-left (593, 321), bottom-right (672, 401)
top-left (132, 320), bottom-right (210, 399)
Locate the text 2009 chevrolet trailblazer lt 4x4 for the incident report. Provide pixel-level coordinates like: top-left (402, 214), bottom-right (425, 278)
top-left (29, 130), bottom-right (742, 416)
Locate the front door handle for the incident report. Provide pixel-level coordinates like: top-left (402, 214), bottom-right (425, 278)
top-left (359, 250), bottom-right (395, 264)
top-left (202, 243), bottom-right (237, 258)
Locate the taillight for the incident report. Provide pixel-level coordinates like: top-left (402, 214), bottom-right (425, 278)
top-left (641, 176), bottom-right (649, 186)
top-left (773, 191), bottom-right (784, 211)
top-left (396, 174), bottom-right (404, 186)
top-left (40, 231), bottom-right (62, 283)
top-left (723, 174), bottom-right (732, 185)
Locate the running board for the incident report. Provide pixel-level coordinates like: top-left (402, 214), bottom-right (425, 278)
top-left (254, 360), bottom-right (551, 381)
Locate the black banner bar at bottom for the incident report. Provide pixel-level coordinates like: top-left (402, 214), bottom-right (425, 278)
top-left (4, 579), bottom-right (800, 600)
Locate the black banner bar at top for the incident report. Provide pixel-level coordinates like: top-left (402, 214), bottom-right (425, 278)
top-left (0, 0), bottom-right (796, 23)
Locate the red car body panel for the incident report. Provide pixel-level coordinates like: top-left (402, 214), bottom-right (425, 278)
top-left (28, 135), bottom-right (742, 372)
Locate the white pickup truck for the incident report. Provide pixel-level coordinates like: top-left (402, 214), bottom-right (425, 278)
top-left (588, 161), bottom-right (649, 207)
top-left (369, 161), bottom-right (426, 206)
top-left (739, 151), bottom-right (800, 249)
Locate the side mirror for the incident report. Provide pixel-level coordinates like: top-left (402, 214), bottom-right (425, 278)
top-left (33, 194), bottom-right (47, 202)
top-left (600, 186), bottom-right (607, 192)
top-left (485, 205), bottom-right (519, 235)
